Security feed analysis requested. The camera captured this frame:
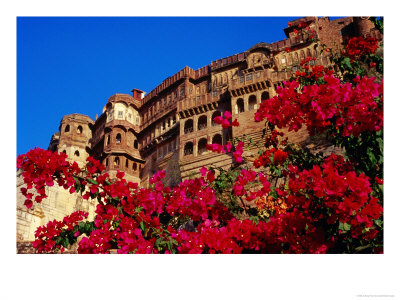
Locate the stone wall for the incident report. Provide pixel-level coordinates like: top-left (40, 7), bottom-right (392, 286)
top-left (16, 171), bottom-right (96, 246)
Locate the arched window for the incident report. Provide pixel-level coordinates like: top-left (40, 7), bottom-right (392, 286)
top-left (212, 134), bottom-right (222, 145)
top-left (184, 119), bottom-right (193, 134)
top-left (106, 135), bottom-right (110, 145)
top-left (248, 95), bottom-right (257, 111)
top-left (77, 125), bottom-right (83, 134)
top-left (134, 140), bottom-right (138, 149)
top-left (198, 115), bottom-right (207, 130)
top-left (236, 99), bottom-right (244, 114)
top-left (212, 111), bottom-right (221, 126)
top-left (106, 158), bottom-right (109, 167)
top-left (184, 142), bottom-right (193, 156)
top-left (125, 159), bottom-right (129, 168)
top-left (116, 133), bottom-right (121, 144)
top-left (294, 52), bottom-right (299, 63)
top-left (198, 138), bottom-right (208, 155)
top-left (261, 91), bottom-right (270, 101)
top-left (133, 163), bottom-right (137, 171)
top-left (74, 150), bottom-right (80, 157)
top-left (65, 125), bottom-right (70, 132)
top-left (300, 50), bottom-right (305, 61)
top-left (114, 157), bottom-right (120, 167)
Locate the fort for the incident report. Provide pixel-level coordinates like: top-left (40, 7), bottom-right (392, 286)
top-left (16, 17), bottom-right (382, 250)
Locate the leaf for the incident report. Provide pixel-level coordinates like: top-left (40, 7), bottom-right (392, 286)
top-left (62, 237), bottom-right (70, 248)
top-left (343, 223), bottom-right (351, 231)
top-left (342, 57), bottom-right (352, 69)
top-left (140, 221), bottom-right (145, 232)
top-left (87, 178), bottom-right (99, 185)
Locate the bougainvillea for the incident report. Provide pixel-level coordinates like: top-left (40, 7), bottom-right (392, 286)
top-left (17, 29), bottom-right (383, 254)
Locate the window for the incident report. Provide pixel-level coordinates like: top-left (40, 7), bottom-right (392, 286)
top-left (125, 159), bottom-right (129, 168)
top-left (239, 76), bottom-right (244, 83)
top-left (213, 91), bottom-right (218, 97)
top-left (77, 125), bottom-right (83, 134)
top-left (261, 92), bottom-right (270, 101)
top-left (180, 88), bottom-right (184, 96)
top-left (246, 73), bottom-right (253, 81)
top-left (65, 125), bottom-right (70, 132)
top-left (198, 138), bottom-right (208, 155)
top-left (248, 95), bottom-right (257, 111)
top-left (114, 157), bottom-right (120, 166)
top-left (116, 133), bottom-right (121, 144)
top-left (212, 134), bottom-right (222, 145)
top-left (189, 88), bottom-right (192, 94)
top-left (236, 99), bottom-right (245, 113)
top-left (105, 158), bottom-right (109, 167)
top-left (198, 115), bottom-right (207, 130)
top-left (174, 92), bottom-right (177, 99)
top-left (74, 150), bottom-right (80, 157)
top-left (184, 142), bottom-right (193, 156)
top-left (128, 113), bottom-right (132, 120)
top-left (118, 111), bottom-right (124, 119)
top-left (106, 135), bottom-right (110, 145)
top-left (134, 140), bottom-right (138, 149)
top-left (281, 57), bottom-right (286, 64)
top-left (164, 98), bottom-right (167, 106)
top-left (184, 119), bottom-right (193, 134)
top-left (133, 163), bottom-right (137, 171)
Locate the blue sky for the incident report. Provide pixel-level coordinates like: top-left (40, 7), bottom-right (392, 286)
top-left (16, 16), bottom-right (305, 155)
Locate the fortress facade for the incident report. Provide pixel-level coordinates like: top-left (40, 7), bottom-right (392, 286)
top-left (17, 17), bottom-right (382, 248)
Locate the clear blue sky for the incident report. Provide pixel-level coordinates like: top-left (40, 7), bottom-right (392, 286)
top-left (17, 16), bottom-right (310, 155)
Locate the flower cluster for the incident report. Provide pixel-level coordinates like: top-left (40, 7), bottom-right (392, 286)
top-left (255, 75), bottom-right (383, 137)
top-left (344, 36), bottom-right (379, 60)
top-left (206, 140), bottom-right (244, 163)
top-left (254, 148), bottom-right (289, 168)
top-left (213, 111), bottom-right (239, 129)
top-left (255, 195), bottom-right (288, 218)
top-left (17, 148), bottom-right (81, 209)
top-left (294, 58), bottom-right (334, 83)
top-left (32, 211), bottom-right (88, 253)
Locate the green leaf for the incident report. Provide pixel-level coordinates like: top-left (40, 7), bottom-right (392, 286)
top-left (62, 237), bottom-right (70, 248)
top-left (140, 221), bottom-right (145, 232)
top-left (342, 57), bottom-right (352, 69)
top-left (343, 223), bottom-right (351, 231)
top-left (87, 178), bottom-right (99, 185)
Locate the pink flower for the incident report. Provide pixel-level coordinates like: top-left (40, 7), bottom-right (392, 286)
top-left (213, 116), bottom-right (223, 124)
top-left (231, 119), bottom-right (239, 127)
top-left (224, 111), bottom-right (232, 119)
top-left (200, 166), bottom-right (208, 176)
